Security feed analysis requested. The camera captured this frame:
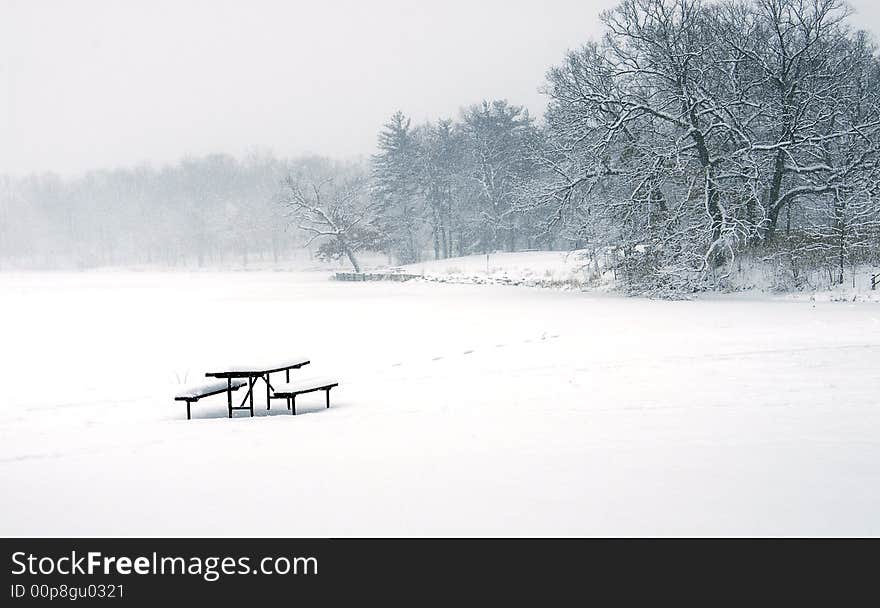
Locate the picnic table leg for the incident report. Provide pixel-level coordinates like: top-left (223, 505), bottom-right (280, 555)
top-left (291, 394), bottom-right (296, 415)
top-left (227, 379), bottom-right (232, 418)
top-left (248, 377), bottom-right (255, 417)
top-left (266, 373), bottom-right (271, 411)
top-left (326, 388), bottom-right (330, 409)
top-left (187, 400), bottom-right (192, 420)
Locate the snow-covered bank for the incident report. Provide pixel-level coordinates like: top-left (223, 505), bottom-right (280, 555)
top-left (397, 251), bottom-right (591, 288)
top-left (1, 271), bottom-right (879, 536)
top-left (393, 250), bottom-right (880, 302)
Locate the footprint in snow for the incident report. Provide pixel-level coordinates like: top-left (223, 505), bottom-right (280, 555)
top-left (463, 350), bottom-right (474, 355)
top-left (432, 356), bottom-right (444, 361)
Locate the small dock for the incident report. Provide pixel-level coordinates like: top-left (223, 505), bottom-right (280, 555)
top-left (334, 271), bottom-right (419, 282)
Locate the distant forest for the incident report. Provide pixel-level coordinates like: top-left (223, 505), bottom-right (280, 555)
top-left (3, 0), bottom-right (879, 292)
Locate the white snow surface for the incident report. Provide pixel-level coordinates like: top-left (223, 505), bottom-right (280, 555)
top-left (272, 378), bottom-right (339, 394)
top-left (1, 269), bottom-right (879, 536)
top-left (175, 380), bottom-right (246, 400)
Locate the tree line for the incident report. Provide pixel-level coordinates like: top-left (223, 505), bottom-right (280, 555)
top-left (297, 0), bottom-right (879, 290)
top-left (0, 153), bottom-right (316, 269)
top-left (539, 0), bottom-right (880, 290)
top-left (3, 0), bottom-right (879, 292)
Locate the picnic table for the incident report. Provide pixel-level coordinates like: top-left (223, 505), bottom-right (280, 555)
top-left (205, 357), bottom-right (311, 418)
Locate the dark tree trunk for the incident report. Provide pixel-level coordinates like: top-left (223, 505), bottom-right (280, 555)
top-left (763, 149), bottom-right (787, 242)
top-left (339, 237), bottom-right (361, 273)
top-left (834, 194), bottom-right (846, 285)
top-left (345, 248), bottom-right (361, 273)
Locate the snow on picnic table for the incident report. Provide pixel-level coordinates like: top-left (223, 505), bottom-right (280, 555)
top-left (0, 269), bottom-right (879, 536)
top-left (272, 378), bottom-right (339, 394)
top-left (204, 358), bottom-right (312, 375)
top-left (174, 379), bottom-right (246, 400)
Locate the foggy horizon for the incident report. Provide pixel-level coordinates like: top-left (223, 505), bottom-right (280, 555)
top-left (2, 0), bottom-right (622, 177)
top-left (7, 0), bottom-right (875, 179)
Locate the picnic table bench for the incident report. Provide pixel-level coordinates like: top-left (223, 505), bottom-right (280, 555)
top-left (204, 358), bottom-right (311, 418)
top-left (174, 379), bottom-right (247, 420)
top-left (174, 358), bottom-right (340, 420)
top-left (272, 377), bottom-right (340, 415)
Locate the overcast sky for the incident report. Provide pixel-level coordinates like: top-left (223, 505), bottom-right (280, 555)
top-left (1, 0), bottom-right (878, 177)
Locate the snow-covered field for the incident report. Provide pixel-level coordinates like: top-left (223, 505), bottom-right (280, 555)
top-left (1, 269), bottom-right (879, 536)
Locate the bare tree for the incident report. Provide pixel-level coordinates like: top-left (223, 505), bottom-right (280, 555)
top-left (540, 0), bottom-right (880, 290)
top-left (281, 166), bottom-right (374, 272)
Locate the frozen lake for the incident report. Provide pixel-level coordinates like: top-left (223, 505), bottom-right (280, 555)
top-left (1, 271), bottom-right (879, 535)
